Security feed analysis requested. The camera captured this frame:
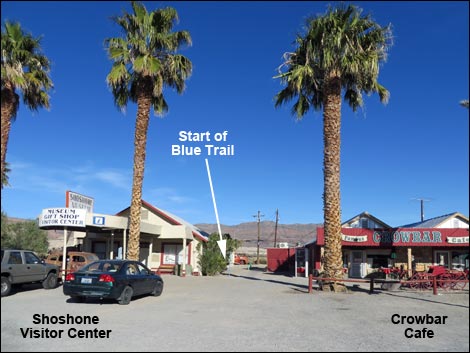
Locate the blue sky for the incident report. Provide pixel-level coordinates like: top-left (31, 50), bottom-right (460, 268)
top-left (1, 1), bottom-right (468, 227)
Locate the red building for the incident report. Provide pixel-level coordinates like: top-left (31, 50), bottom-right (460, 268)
top-left (306, 212), bottom-right (469, 278)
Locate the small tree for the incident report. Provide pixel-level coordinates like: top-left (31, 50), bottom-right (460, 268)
top-left (197, 233), bottom-right (240, 276)
top-left (1, 214), bottom-right (49, 257)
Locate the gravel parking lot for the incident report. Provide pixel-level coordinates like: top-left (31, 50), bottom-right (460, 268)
top-left (1, 265), bottom-right (468, 352)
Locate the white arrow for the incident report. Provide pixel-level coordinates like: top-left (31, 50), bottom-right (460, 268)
top-left (205, 158), bottom-right (226, 258)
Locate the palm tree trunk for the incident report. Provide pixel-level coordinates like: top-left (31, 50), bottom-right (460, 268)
top-left (322, 73), bottom-right (344, 285)
top-left (1, 84), bottom-right (16, 187)
top-left (127, 83), bottom-right (152, 261)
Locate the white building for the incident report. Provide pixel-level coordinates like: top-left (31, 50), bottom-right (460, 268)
top-left (40, 200), bottom-right (208, 276)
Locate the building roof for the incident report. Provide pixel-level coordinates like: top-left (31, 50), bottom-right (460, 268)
top-left (342, 211), bottom-right (391, 228)
top-left (399, 212), bottom-right (469, 228)
top-left (116, 200), bottom-right (209, 242)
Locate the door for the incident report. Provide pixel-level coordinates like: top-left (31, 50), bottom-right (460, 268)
top-left (5, 251), bottom-right (27, 283)
top-left (435, 251), bottom-right (450, 269)
top-left (23, 251), bottom-right (45, 282)
top-left (92, 242), bottom-right (107, 260)
top-left (136, 262), bottom-right (155, 293)
top-left (7, 251), bottom-right (44, 283)
top-left (124, 262), bottom-right (146, 296)
top-left (139, 243), bottom-right (150, 265)
top-left (350, 251), bottom-right (364, 278)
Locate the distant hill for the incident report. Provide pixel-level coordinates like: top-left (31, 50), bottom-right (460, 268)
top-left (6, 217), bottom-right (321, 252)
top-left (195, 221), bottom-right (320, 249)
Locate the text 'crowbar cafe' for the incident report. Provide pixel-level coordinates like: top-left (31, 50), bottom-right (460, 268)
top-left (310, 227), bottom-right (469, 278)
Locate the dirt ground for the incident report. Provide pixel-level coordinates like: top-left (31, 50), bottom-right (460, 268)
top-left (1, 264), bottom-right (468, 352)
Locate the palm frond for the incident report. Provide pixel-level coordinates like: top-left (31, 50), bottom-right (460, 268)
top-left (104, 2), bottom-right (192, 115)
top-left (274, 3), bottom-right (392, 118)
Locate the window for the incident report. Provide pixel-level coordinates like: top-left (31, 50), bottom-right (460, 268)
top-left (102, 262), bottom-right (119, 273)
top-left (366, 254), bottom-right (388, 269)
top-left (162, 243), bottom-right (188, 265)
top-left (8, 251), bottom-right (22, 264)
top-left (24, 252), bottom-right (40, 264)
top-left (451, 251), bottom-right (469, 270)
top-left (126, 263), bottom-right (139, 275)
top-left (71, 256), bottom-right (86, 263)
top-left (360, 218), bottom-right (369, 228)
top-left (137, 263), bottom-right (149, 275)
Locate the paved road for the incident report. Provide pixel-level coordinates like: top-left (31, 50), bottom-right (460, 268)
top-left (1, 265), bottom-right (469, 352)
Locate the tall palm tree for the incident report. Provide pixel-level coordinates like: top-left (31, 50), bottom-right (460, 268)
top-left (274, 4), bottom-right (392, 290)
top-left (1, 21), bottom-right (53, 185)
top-left (460, 100), bottom-right (469, 109)
top-left (105, 2), bottom-right (192, 261)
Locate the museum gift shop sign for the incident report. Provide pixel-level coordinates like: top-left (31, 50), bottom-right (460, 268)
top-left (39, 208), bottom-right (87, 227)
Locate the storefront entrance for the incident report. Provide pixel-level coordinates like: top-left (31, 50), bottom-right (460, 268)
top-left (350, 251), bottom-right (365, 278)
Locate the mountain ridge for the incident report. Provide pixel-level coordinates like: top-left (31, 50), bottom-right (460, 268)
top-left (195, 221), bottom-right (321, 248)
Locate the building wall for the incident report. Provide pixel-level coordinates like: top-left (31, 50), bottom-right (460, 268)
top-left (437, 217), bottom-right (468, 228)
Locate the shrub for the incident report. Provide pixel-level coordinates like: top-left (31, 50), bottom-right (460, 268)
top-left (197, 233), bottom-right (240, 276)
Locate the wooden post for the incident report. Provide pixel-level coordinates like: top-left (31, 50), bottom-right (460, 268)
top-left (309, 274), bottom-right (313, 294)
top-left (433, 276), bottom-right (437, 295)
top-left (369, 278), bottom-right (374, 294)
top-left (407, 248), bottom-right (412, 278)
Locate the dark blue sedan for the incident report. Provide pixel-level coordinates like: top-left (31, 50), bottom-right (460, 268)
top-left (63, 260), bottom-right (163, 305)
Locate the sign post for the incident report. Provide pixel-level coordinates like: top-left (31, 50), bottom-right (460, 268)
top-left (205, 159), bottom-right (226, 258)
top-left (39, 207), bottom-right (87, 280)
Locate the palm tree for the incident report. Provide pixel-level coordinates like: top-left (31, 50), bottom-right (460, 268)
top-left (460, 100), bottom-right (469, 109)
top-left (1, 21), bottom-right (53, 185)
top-left (105, 2), bottom-right (192, 261)
top-left (274, 4), bottom-right (392, 290)
top-left (2, 161), bottom-right (11, 189)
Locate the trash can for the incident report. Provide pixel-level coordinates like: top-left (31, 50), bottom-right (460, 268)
top-left (186, 264), bottom-right (193, 276)
top-left (174, 264), bottom-right (181, 276)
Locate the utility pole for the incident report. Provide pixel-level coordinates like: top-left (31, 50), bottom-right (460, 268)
top-left (253, 210), bottom-right (264, 264)
top-left (412, 198), bottom-right (431, 222)
top-left (273, 209), bottom-right (279, 248)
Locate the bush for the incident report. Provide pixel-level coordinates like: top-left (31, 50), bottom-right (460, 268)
top-left (197, 233), bottom-right (240, 276)
top-left (1, 212), bottom-right (49, 256)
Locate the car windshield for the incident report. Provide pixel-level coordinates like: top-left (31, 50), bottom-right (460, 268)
top-left (82, 261), bottom-right (121, 273)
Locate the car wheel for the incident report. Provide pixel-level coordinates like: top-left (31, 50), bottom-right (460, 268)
top-left (1, 276), bottom-right (12, 297)
top-left (42, 272), bottom-right (58, 289)
top-left (151, 282), bottom-right (164, 297)
top-left (118, 286), bottom-right (133, 305)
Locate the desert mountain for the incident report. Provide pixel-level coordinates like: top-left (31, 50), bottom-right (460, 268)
top-left (195, 221), bottom-right (321, 249)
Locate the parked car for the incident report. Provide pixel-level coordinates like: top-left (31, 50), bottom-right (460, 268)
top-left (234, 253), bottom-right (249, 265)
top-left (63, 260), bottom-right (164, 305)
top-left (45, 251), bottom-right (99, 277)
top-left (1, 249), bottom-right (60, 297)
